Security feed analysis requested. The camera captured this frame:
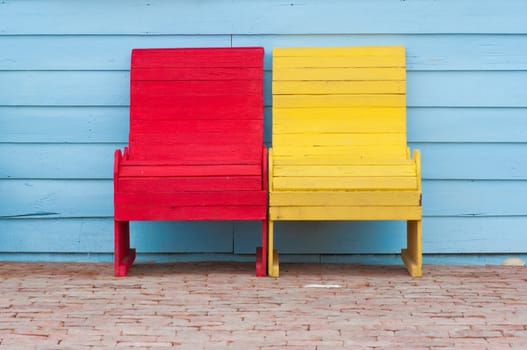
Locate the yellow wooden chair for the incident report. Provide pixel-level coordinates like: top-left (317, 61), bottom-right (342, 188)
top-left (268, 46), bottom-right (422, 277)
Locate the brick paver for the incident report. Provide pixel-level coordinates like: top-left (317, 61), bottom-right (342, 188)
top-left (0, 262), bottom-right (526, 349)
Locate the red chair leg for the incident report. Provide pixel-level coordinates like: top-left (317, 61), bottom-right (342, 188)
top-left (114, 220), bottom-right (136, 277)
top-left (256, 219), bottom-right (267, 277)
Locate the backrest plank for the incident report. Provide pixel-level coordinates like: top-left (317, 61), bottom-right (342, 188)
top-left (132, 48), bottom-right (262, 68)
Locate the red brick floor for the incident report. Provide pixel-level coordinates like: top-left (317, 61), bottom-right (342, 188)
top-left (1, 262), bottom-right (526, 349)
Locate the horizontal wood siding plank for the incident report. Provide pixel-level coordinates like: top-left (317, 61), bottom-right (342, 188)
top-left (0, 35), bottom-right (231, 70)
top-left (0, 180), bottom-right (113, 219)
top-left (416, 143), bottom-right (527, 180)
top-left (408, 71), bottom-right (527, 108)
top-left (3, 144), bottom-right (527, 181)
top-left (2, 71), bottom-right (527, 107)
top-left (0, 107), bottom-right (129, 143)
top-left (0, 219), bottom-right (114, 252)
top-left (3, 107), bottom-right (527, 144)
top-left (408, 107), bottom-right (527, 143)
top-left (3, 179), bottom-right (524, 219)
top-left (0, 143), bottom-right (121, 179)
top-left (4, 35), bottom-right (527, 71)
top-left (0, 219), bottom-right (235, 253)
top-left (423, 217), bottom-right (527, 253)
top-left (423, 180), bottom-right (527, 217)
top-left (2, 1), bottom-right (525, 34)
top-left (0, 71), bottom-right (130, 106)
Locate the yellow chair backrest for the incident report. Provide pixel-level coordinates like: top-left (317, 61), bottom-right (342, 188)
top-left (272, 46), bottom-right (407, 162)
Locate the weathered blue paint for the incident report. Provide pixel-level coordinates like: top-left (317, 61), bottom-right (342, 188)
top-left (1, 0), bottom-right (526, 265)
top-left (4, 35), bottom-right (527, 71)
top-left (1, 1), bottom-right (526, 34)
top-left (4, 143), bottom-right (527, 180)
top-left (3, 107), bottom-right (526, 144)
top-left (3, 71), bottom-right (527, 107)
top-left (2, 180), bottom-right (526, 219)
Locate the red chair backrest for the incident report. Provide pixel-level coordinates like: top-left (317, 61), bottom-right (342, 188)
top-left (129, 47), bottom-right (264, 164)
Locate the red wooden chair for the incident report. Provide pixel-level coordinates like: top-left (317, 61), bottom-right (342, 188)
top-left (114, 47), bottom-right (267, 277)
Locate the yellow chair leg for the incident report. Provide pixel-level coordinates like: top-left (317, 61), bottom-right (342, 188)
top-left (267, 219), bottom-right (279, 277)
top-left (401, 219), bottom-right (422, 277)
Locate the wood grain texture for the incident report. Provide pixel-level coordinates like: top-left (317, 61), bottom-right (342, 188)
top-left (2, 1), bottom-right (525, 34)
top-left (3, 71), bottom-right (527, 108)
top-left (115, 191), bottom-right (265, 206)
top-left (131, 47), bottom-right (263, 68)
top-left (2, 1), bottom-right (527, 262)
top-left (273, 80), bottom-right (406, 94)
top-left (0, 218), bottom-right (237, 253)
top-left (273, 164), bottom-right (416, 177)
top-left (5, 34), bottom-right (527, 71)
top-left (269, 46), bottom-right (422, 276)
top-left (4, 106), bottom-right (527, 144)
top-left (273, 176), bottom-right (418, 191)
top-left (273, 133), bottom-right (406, 147)
top-left (119, 164), bottom-right (261, 177)
top-left (4, 179), bottom-right (526, 219)
top-left (270, 191), bottom-right (420, 206)
top-left (116, 206), bottom-right (266, 221)
top-left (113, 47), bottom-right (267, 275)
top-left (273, 107), bottom-right (406, 133)
top-left (270, 206), bottom-right (422, 221)
top-left (118, 176), bottom-right (262, 192)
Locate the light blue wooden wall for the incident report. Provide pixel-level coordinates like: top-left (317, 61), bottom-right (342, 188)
top-left (1, 0), bottom-right (527, 264)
